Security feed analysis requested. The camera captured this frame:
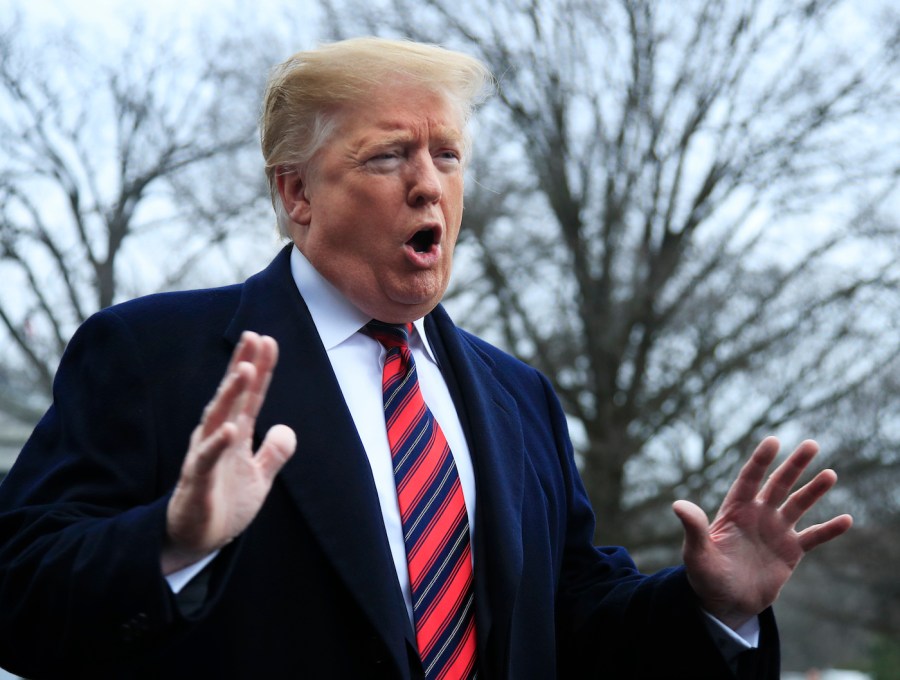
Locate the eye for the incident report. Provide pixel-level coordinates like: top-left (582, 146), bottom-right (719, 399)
top-left (365, 151), bottom-right (403, 171)
top-left (435, 149), bottom-right (462, 165)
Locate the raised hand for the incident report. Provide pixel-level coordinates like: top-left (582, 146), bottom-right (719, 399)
top-left (161, 332), bottom-right (297, 575)
top-left (672, 437), bottom-right (853, 630)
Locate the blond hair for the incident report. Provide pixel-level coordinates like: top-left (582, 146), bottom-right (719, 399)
top-left (260, 37), bottom-right (494, 235)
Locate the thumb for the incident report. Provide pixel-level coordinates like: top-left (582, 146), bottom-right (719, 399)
top-left (255, 424), bottom-right (297, 480)
top-left (672, 499), bottom-right (710, 558)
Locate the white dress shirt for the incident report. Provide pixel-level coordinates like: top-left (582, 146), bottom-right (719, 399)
top-left (289, 246), bottom-right (476, 625)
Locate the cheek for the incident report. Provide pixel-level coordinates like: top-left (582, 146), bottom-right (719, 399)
top-left (445, 207), bottom-right (463, 246)
top-left (444, 180), bottom-right (465, 220)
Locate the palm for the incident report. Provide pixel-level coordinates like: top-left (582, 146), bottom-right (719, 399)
top-left (184, 412), bottom-right (278, 549)
top-left (163, 333), bottom-right (296, 574)
top-left (673, 437), bottom-right (852, 629)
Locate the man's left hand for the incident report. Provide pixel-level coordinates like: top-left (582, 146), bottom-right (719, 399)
top-left (672, 436), bottom-right (853, 630)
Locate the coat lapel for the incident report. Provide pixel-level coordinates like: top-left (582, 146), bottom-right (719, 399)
top-left (224, 247), bottom-right (415, 675)
top-left (222, 248), bottom-right (527, 677)
top-left (426, 308), bottom-right (526, 679)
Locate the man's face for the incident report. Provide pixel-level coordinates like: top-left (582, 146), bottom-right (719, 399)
top-left (282, 85), bottom-right (466, 323)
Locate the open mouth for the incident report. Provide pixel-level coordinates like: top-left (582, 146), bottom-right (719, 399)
top-left (407, 228), bottom-right (437, 253)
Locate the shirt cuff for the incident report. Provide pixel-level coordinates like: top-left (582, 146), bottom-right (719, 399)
top-left (164, 550), bottom-right (219, 594)
top-left (701, 610), bottom-right (760, 662)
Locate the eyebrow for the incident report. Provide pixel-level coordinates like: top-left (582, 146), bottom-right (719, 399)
top-left (367, 125), bottom-right (464, 149)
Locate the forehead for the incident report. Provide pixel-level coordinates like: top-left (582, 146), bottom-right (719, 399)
top-left (333, 86), bottom-right (465, 144)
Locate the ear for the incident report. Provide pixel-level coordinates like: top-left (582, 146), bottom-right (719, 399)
top-left (275, 165), bottom-right (312, 226)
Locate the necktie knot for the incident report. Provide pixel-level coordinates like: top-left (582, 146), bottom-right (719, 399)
top-left (363, 320), bottom-right (412, 350)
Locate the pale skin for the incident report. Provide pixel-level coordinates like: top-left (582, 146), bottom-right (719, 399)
top-left (673, 437), bottom-right (852, 628)
top-left (162, 84), bottom-right (853, 630)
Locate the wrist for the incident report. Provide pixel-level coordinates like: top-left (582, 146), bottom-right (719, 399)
top-left (703, 608), bottom-right (756, 632)
top-left (161, 542), bottom-right (215, 576)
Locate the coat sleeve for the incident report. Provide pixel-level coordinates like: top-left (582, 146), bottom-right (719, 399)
top-left (534, 371), bottom-right (780, 678)
top-left (0, 309), bottom-right (188, 677)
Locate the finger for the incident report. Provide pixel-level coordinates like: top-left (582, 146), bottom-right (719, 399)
top-left (227, 331), bottom-right (261, 374)
top-left (188, 421), bottom-right (239, 476)
top-left (780, 468), bottom-right (837, 525)
top-left (797, 514), bottom-right (853, 553)
top-left (200, 362), bottom-right (254, 437)
top-left (242, 336), bottom-right (279, 421)
top-left (759, 439), bottom-right (819, 507)
top-left (722, 436), bottom-right (781, 504)
top-left (255, 424), bottom-right (297, 481)
top-left (672, 500), bottom-right (711, 556)
top-left (202, 331), bottom-right (260, 435)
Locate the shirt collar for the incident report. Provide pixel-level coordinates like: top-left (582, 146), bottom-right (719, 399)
top-left (289, 245), bottom-right (438, 363)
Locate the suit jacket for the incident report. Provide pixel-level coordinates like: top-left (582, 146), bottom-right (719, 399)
top-left (0, 246), bottom-right (778, 679)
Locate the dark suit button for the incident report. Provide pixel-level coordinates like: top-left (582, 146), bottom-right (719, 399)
top-left (120, 622), bottom-right (135, 643)
top-left (120, 613), bottom-right (150, 643)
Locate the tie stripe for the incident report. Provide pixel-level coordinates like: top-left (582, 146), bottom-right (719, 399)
top-left (364, 320), bottom-right (477, 680)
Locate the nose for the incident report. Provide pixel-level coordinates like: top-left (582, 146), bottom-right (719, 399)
top-left (407, 153), bottom-right (442, 206)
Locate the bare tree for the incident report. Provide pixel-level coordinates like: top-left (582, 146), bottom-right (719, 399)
top-left (772, 374), bottom-right (900, 670)
top-left (322, 0), bottom-right (900, 535)
top-left (319, 0), bottom-right (900, 664)
top-left (3, 0), bottom-right (898, 667)
top-left (0, 11), bottom-right (287, 425)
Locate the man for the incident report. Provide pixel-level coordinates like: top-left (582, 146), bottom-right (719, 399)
top-left (0, 38), bottom-right (851, 679)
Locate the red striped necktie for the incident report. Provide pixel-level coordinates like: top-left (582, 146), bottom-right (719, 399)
top-left (363, 320), bottom-right (477, 680)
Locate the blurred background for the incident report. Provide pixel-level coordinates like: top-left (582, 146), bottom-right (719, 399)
top-left (1, 0), bottom-right (898, 676)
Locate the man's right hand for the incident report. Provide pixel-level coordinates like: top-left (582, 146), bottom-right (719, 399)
top-left (161, 331), bottom-right (297, 575)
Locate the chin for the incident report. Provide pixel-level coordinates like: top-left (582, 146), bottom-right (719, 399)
top-left (374, 296), bottom-right (441, 324)
top-left (362, 275), bottom-right (447, 322)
